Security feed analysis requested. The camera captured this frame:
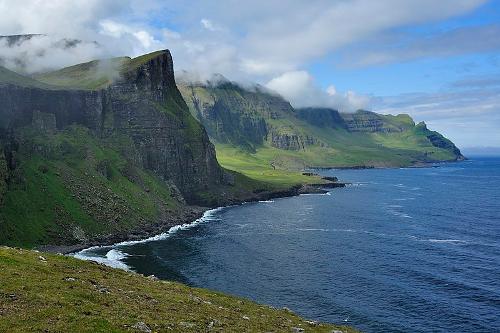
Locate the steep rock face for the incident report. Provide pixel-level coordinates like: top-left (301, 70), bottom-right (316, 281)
top-left (341, 110), bottom-right (414, 133)
top-left (416, 122), bottom-right (464, 160)
top-left (296, 107), bottom-right (347, 129)
top-left (0, 146), bottom-right (7, 204)
top-left (178, 81), bottom-right (328, 151)
top-left (103, 52), bottom-right (224, 200)
top-left (0, 86), bottom-right (104, 130)
top-left (190, 89), bottom-right (268, 149)
top-left (179, 81), bottom-right (297, 150)
top-left (267, 128), bottom-right (318, 150)
top-left (0, 51), bottom-right (225, 203)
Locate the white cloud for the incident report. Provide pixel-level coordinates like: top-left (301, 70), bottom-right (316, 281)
top-left (0, 1), bottom-right (167, 73)
top-left (200, 19), bottom-right (221, 32)
top-left (233, 0), bottom-right (487, 74)
top-left (342, 24), bottom-right (500, 68)
top-left (1, 0), bottom-right (497, 150)
top-left (266, 71), bottom-right (370, 112)
top-left (326, 85), bottom-right (337, 96)
top-left (99, 20), bottom-right (161, 52)
top-left (1, 0), bottom-right (487, 76)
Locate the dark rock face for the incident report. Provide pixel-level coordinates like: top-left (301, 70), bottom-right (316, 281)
top-left (0, 146), bottom-right (7, 204)
top-left (0, 86), bottom-right (104, 130)
top-left (179, 82), bottom-right (296, 150)
top-left (103, 52), bottom-right (225, 201)
top-left (341, 110), bottom-right (411, 133)
top-left (0, 50), bottom-right (225, 203)
top-left (267, 130), bottom-right (318, 150)
top-left (200, 98), bottom-right (268, 148)
top-left (417, 122), bottom-right (465, 160)
top-left (296, 108), bottom-right (347, 129)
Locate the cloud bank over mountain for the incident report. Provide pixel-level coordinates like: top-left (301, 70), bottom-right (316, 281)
top-left (0, 0), bottom-right (497, 146)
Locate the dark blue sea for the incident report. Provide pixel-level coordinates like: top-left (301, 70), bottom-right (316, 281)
top-left (77, 157), bottom-right (500, 332)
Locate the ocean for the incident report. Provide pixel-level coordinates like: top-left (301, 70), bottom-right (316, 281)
top-left (76, 157), bottom-right (500, 332)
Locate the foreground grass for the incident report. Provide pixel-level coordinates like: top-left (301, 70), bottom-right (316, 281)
top-left (0, 247), bottom-right (357, 333)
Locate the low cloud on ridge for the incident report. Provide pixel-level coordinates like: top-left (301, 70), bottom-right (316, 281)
top-left (0, 0), bottom-right (497, 140)
top-left (266, 71), bottom-right (370, 112)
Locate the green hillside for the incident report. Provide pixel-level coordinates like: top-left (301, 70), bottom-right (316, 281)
top-left (178, 79), bottom-right (464, 183)
top-left (34, 51), bottom-right (172, 90)
top-left (0, 66), bottom-right (54, 89)
top-left (3, 52), bottom-right (316, 249)
top-left (0, 125), bottom-right (181, 247)
top-left (0, 247), bottom-right (356, 333)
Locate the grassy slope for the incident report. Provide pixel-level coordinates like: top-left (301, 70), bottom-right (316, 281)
top-left (34, 57), bottom-right (131, 90)
top-left (0, 247), bottom-right (357, 333)
top-left (180, 83), bottom-right (459, 184)
top-left (0, 66), bottom-right (54, 89)
top-left (248, 109), bottom-right (456, 168)
top-left (0, 125), bottom-right (181, 248)
top-left (215, 127), bottom-right (457, 182)
top-left (215, 144), bottom-right (327, 188)
top-left (34, 51), bottom-right (169, 90)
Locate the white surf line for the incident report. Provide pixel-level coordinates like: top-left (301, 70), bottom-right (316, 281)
top-left (71, 207), bottom-right (225, 271)
top-left (73, 248), bottom-right (131, 271)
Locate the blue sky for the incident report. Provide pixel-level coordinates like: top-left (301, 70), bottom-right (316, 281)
top-left (0, 0), bottom-right (499, 148)
top-left (309, 1), bottom-right (500, 96)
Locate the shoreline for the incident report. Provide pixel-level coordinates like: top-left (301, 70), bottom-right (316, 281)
top-left (35, 159), bottom-right (467, 255)
top-left (309, 158), bottom-right (467, 171)
top-left (38, 181), bottom-right (347, 255)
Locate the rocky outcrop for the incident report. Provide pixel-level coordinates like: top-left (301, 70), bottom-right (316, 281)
top-left (267, 130), bottom-right (318, 150)
top-left (0, 86), bottom-right (104, 130)
top-left (341, 110), bottom-right (413, 133)
top-left (416, 122), bottom-right (465, 160)
top-left (102, 51), bottom-right (225, 201)
top-left (0, 50), bottom-right (225, 203)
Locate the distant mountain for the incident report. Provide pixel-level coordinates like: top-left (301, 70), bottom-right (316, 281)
top-left (178, 78), bottom-right (464, 173)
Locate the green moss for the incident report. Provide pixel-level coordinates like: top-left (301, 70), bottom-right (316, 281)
top-left (215, 144), bottom-right (326, 188)
top-left (0, 247), bottom-right (358, 333)
top-left (0, 126), bottom-right (179, 247)
top-left (126, 50), bottom-right (167, 71)
top-left (34, 57), bottom-right (131, 90)
top-left (34, 51), bottom-right (170, 90)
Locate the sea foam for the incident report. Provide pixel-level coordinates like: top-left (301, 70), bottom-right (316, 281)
top-left (72, 207), bottom-right (224, 270)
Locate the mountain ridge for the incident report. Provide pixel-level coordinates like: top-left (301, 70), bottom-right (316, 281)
top-left (177, 78), bottom-right (464, 181)
top-left (0, 50), bottom-right (464, 248)
top-left (1, 50), bottom-right (302, 248)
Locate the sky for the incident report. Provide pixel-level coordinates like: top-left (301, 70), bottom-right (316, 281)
top-left (0, 0), bottom-right (499, 148)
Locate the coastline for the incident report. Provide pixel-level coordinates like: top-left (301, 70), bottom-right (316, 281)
top-left (38, 181), bottom-right (347, 255)
top-left (35, 159), bottom-right (467, 255)
top-left (309, 157), bottom-right (467, 171)
top-left (37, 160), bottom-right (466, 255)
